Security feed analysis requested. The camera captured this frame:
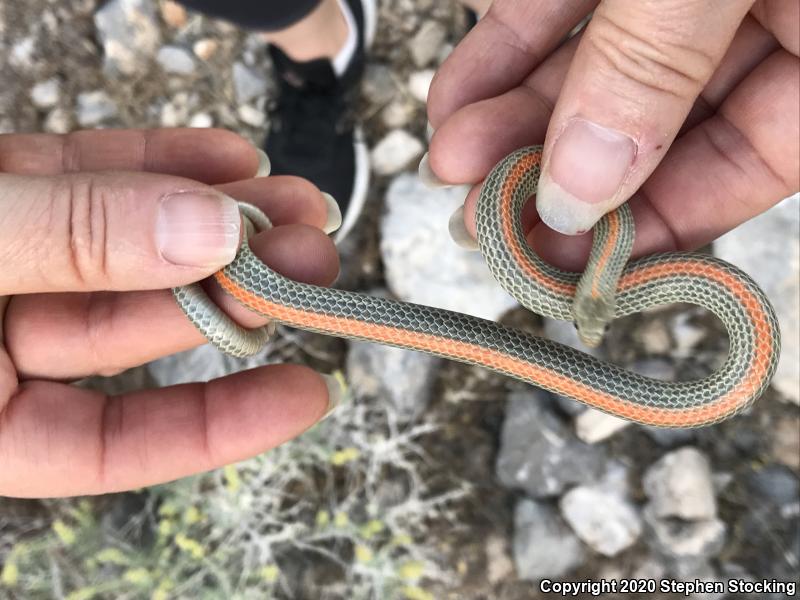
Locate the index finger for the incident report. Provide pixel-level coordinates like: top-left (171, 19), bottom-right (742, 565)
top-left (0, 129), bottom-right (262, 185)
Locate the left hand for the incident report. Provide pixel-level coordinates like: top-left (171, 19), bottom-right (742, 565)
top-left (0, 129), bottom-right (340, 498)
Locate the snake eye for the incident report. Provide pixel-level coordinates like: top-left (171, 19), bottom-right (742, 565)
top-left (604, 324), bottom-right (611, 333)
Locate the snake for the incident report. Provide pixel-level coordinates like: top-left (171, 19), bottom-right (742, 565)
top-left (174, 146), bottom-right (780, 428)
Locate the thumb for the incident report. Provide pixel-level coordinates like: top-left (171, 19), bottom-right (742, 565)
top-left (0, 171), bottom-right (241, 294)
top-left (536, 0), bottom-right (753, 235)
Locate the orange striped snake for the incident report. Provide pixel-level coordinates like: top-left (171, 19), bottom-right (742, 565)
top-left (175, 146), bottom-right (780, 428)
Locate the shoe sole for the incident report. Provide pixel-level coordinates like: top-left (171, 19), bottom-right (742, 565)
top-left (335, 125), bottom-right (370, 243)
top-left (362, 0), bottom-right (378, 50)
top-left (335, 0), bottom-right (378, 243)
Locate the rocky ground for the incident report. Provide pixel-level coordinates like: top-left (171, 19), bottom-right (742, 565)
top-left (0, 1), bottom-right (798, 599)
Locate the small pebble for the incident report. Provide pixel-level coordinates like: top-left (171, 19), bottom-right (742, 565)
top-left (370, 130), bottom-right (424, 176)
top-left (193, 38), bottom-right (219, 61)
top-left (160, 0), bottom-right (187, 28)
top-left (30, 78), bottom-right (60, 109)
top-left (237, 104), bottom-right (265, 127)
top-left (189, 112), bottom-right (213, 128)
top-left (157, 46), bottom-right (196, 75)
top-left (408, 69), bottom-right (435, 103)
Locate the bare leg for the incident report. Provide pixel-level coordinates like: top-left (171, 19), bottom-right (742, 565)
top-left (263, 0), bottom-right (349, 63)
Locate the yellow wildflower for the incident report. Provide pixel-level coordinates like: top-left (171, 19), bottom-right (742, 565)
top-left (391, 534), bottom-right (413, 546)
top-left (1, 562), bottom-right (18, 587)
top-left (158, 502), bottom-right (179, 517)
top-left (158, 519), bottom-right (174, 537)
top-left (66, 588), bottom-right (98, 600)
top-left (183, 506), bottom-right (203, 525)
top-left (315, 510), bottom-right (330, 527)
top-left (359, 520), bottom-right (384, 539)
top-left (152, 578), bottom-right (175, 600)
top-left (354, 545), bottom-right (373, 563)
top-left (398, 561), bottom-right (425, 581)
top-left (95, 548), bottom-right (129, 565)
top-left (402, 586), bottom-right (434, 600)
top-left (224, 464), bottom-right (241, 494)
top-left (260, 564), bottom-right (280, 583)
top-left (330, 447), bottom-right (360, 466)
top-left (174, 534), bottom-right (205, 560)
top-left (124, 568), bottom-right (152, 586)
top-left (52, 520), bottom-right (76, 546)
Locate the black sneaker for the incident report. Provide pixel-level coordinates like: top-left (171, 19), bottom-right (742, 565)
top-left (265, 0), bottom-right (377, 242)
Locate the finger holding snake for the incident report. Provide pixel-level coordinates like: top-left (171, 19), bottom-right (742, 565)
top-left (0, 129), bottom-right (341, 497)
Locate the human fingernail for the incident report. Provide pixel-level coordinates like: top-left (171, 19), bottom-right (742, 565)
top-left (537, 118), bottom-right (636, 235)
top-left (255, 149), bottom-right (271, 176)
top-left (321, 372), bottom-right (345, 417)
top-left (321, 192), bottom-right (342, 234)
top-left (418, 152), bottom-right (449, 188)
top-left (157, 191), bottom-right (241, 267)
top-left (448, 205), bottom-right (479, 250)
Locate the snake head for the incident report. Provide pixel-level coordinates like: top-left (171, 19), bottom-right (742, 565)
top-left (572, 295), bottom-right (615, 348)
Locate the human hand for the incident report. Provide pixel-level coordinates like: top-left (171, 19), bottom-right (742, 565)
top-left (425, 0), bottom-right (799, 270)
top-left (0, 129), bottom-right (341, 498)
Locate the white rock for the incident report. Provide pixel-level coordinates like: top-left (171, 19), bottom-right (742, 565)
top-left (410, 21), bottom-right (447, 67)
top-left (643, 447), bottom-right (717, 520)
top-left (237, 105), bottom-right (265, 127)
top-left (10, 37), bottom-right (36, 70)
top-left (408, 69), bottom-right (435, 103)
top-left (44, 108), bottom-right (71, 134)
top-left (632, 556), bottom-right (667, 580)
top-left (346, 336), bottom-right (439, 420)
top-left (157, 45), bottom-right (195, 75)
top-left (575, 408), bottom-right (631, 443)
top-left (644, 505), bottom-right (727, 559)
top-left (485, 535), bottom-right (514, 585)
top-left (189, 112), bottom-right (213, 128)
top-left (496, 391), bottom-right (606, 498)
top-left (381, 174), bottom-right (517, 320)
top-left (160, 0), bottom-right (187, 28)
top-left (94, 0), bottom-right (161, 76)
top-left (370, 130), bottom-right (424, 176)
top-left (715, 194), bottom-right (800, 404)
top-left (638, 318), bottom-right (672, 354)
top-left (674, 561), bottom-right (726, 600)
top-left (232, 62), bottom-right (268, 104)
top-left (193, 38), bottom-right (219, 61)
top-left (147, 343), bottom-right (272, 387)
top-left (381, 101), bottom-right (415, 129)
top-left (513, 499), bottom-right (585, 581)
top-left (76, 91), bottom-right (118, 127)
top-left (560, 486), bottom-right (642, 556)
top-left (670, 312), bottom-right (707, 356)
top-left (630, 358), bottom-right (677, 380)
top-left (30, 78), bottom-right (60, 108)
top-left (160, 103), bottom-right (180, 127)
top-left (363, 64), bottom-right (396, 105)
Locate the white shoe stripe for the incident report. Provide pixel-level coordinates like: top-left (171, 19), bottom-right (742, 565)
top-left (335, 126), bottom-right (370, 243)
